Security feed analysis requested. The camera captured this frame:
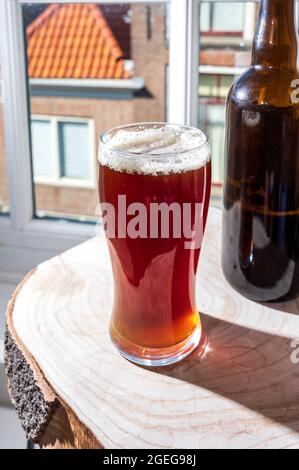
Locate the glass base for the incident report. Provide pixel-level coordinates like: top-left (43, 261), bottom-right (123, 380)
top-left (110, 320), bottom-right (206, 367)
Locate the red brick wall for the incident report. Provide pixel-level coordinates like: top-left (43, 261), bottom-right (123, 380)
top-left (131, 4), bottom-right (168, 123)
top-left (200, 50), bottom-right (251, 68)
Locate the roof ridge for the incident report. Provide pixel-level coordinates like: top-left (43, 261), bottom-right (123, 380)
top-left (86, 4), bottom-right (124, 60)
top-left (27, 4), bottom-right (61, 37)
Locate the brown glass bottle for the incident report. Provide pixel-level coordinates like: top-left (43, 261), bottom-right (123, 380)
top-left (222, 0), bottom-right (299, 301)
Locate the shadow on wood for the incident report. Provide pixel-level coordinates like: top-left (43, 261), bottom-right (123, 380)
top-left (156, 312), bottom-right (299, 436)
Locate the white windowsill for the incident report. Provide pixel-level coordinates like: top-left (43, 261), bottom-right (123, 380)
top-left (0, 215), bottom-right (97, 282)
top-left (0, 216), bottom-right (96, 247)
top-left (34, 177), bottom-right (97, 190)
top-left (199, 65), bottom-right (247, 76)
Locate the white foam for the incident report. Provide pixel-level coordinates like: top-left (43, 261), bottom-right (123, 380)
top-left (99, 125), bottom-right (210, 175)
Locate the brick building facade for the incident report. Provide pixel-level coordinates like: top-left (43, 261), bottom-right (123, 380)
top-left (0, 2), bottom-right (260, 217)
top-left (0, 4), bottom-right (168, 218)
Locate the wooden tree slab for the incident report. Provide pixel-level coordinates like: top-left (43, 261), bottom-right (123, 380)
top-left (4, 208), bottom-right (299, 449)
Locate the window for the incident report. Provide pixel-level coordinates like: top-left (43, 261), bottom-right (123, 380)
top-left (199, 101), bottom-right (225, 185)
top-left (200, 2), bottom-right (244, 35)
top-left (31, 120), bottom-right (54, 179)
top-left (31, 117), bottom-right (94, 184)
top-left (198, 73), bottom-right (236, 203)
top-left (199, 1), bottom-right (257, 206)
top-left (59, 122), bottom-right (91, 180)
top-left (31, 116), bottom-right (96, 219)
top-left (199, 74), bottom-right (234, 100)
top-left (0, 0), bottom-right (258, 277)
top-left (22, 2), bottom-right (169, 220)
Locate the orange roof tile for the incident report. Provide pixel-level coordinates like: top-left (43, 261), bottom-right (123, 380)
top-left (27, 3), bottom-right (131, 80)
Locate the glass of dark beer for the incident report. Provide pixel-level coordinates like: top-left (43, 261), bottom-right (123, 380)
top-left (99, 123), bottom-right (211, 366)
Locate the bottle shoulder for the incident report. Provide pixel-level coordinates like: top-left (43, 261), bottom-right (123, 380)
top-left (228, 65), bottom-right (299, 108)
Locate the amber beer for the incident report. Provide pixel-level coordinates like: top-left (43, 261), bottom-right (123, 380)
top-left (99, 123), bottom-right (211, 366)
top-left (222, 0), bottom-right (299, 301)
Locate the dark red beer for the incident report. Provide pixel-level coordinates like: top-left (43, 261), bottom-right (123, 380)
top-left (99, 123), bottom-right (211, 365)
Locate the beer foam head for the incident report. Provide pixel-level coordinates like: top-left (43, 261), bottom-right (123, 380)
top-left (99, 123), bottom-right (210, 175)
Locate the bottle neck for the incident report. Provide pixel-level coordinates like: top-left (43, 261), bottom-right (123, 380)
top-left (251, 0), bottom-right (298, 71)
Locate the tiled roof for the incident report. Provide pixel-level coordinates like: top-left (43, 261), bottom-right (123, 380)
top-left (27, 3), bottom-right (132, 79)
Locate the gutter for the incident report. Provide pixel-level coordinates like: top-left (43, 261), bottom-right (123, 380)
top-left (30, 77), bottom-right (144, 91)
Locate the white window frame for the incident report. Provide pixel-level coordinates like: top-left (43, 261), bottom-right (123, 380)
top-left (0, 0), bottom-right (256, 281)
top-left (31, 115), bottom-right (96, 189)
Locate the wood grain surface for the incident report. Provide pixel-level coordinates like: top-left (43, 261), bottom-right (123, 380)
top-left (5, 208), bottom-right (299, 448)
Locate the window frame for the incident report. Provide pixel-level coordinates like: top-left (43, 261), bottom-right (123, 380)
top-left (31, 114), bottom-right (96, 189)
top-left (0, 0), bottom-right (255, 280)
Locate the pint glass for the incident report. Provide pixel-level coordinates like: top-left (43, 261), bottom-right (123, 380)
top-left (99, 123), bottom-right (211, 366)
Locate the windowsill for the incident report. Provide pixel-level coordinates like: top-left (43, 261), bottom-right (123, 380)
top-left (35, 210), bottom-right (97, 224)
top-left (34, 178), bottom-right (97, 190)
top-left (0, 214), bottom-right (97, 283)
top-left (200, 36), bottom-right (250, 47)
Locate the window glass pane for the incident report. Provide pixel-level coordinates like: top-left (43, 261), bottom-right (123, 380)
top-left (200, 3), bottom-right (210, 33)
top-left (199, 2), bottom-right (255, 206)
top-left (31, 120), bottom-right (54, 178)
top-left (220, 76), bottom-right (235, 97)
top-left (199, 103), bottom-right (225, 184)
top-left (212, 3), bottom-right (244, 32)
top-left (59, 122), bottom-right (91, 180)
top-left (0, 62), bottom-right (9, 214)
top-left (23, 2), bottom-right (169, 221)
top-left (199, 75), bottom-right (217, 98)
